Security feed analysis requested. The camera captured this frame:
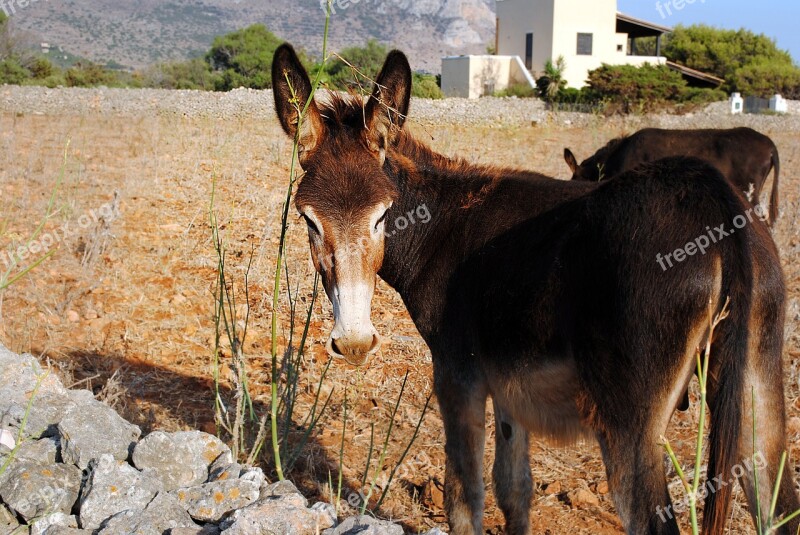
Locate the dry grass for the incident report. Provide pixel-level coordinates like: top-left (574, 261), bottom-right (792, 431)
top-left (0, 110), bottom-right (798, 534)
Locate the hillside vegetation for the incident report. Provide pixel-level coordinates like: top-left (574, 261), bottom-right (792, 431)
top-left (1, 13), bottom-right (797, 107)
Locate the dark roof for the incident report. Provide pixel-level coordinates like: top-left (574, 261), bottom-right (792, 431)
top-left (616, 12), bottom-right (672, 38)
top-left (666, 60), bottom-right (725, 88)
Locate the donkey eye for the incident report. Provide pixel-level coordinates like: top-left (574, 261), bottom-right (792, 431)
top-left (302, 214), bottom-right (319, 234)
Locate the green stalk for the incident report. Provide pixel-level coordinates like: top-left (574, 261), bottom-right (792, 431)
top-left (1, 139), bottom-right (67, 290)
top-left (769, 451), bottom-right (788, 526)
top-left (336, 388), bottom-right (348, 517)
top-left (270, 1), bottom-right (332, 479)
top-left (754, 388), bottom-right (763, 534)
top-left (375, 390), bottom-right (433, 509)
top-left (361, 371), bottom-right (409, 515)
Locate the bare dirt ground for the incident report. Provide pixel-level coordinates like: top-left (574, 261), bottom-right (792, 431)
top-left (0, 97), bottom-right (799, 534)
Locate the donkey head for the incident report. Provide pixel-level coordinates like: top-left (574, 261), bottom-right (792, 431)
top-left (272, 44), bottom-right (411, 366)
top-left (563, 148), bottom-right (590, 181)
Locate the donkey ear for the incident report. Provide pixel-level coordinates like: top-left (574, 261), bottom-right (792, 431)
top-left (564, 148), bottom-right (580, 175)
top-left (272, 44), bottom-right (325, 164)
top-left (364, 50), bottom-right (412, 164)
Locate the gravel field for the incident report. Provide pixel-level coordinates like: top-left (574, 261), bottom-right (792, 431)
top-left (2, 84), bottom-right (800, 131)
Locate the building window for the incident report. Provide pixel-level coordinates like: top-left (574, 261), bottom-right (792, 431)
top-left (525, 33), bottom-right (533, 69)
top-left (617, 44), bottom-right (624, 52)
top-left (577, 33), bottom-right (593, 55)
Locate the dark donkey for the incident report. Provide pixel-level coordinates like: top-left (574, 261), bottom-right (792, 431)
top-left (272, 44), bottom-right (799, 535)
top-left (564, 127), bottom-right (781, 224)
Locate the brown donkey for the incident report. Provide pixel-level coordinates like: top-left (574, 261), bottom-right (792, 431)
top-left (564, 127), bottom-right (781, 224)
top-left (272, 44), bottom-right (799, 535)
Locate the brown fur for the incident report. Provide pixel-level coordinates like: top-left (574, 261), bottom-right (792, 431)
top-left (565, 127), bottom-right (781, 224)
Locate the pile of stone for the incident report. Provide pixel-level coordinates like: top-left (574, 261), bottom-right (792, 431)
top-left (0, 344), bottom-right (445, 535)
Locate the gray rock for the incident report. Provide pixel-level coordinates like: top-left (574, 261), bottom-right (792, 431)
top-left (237, 466), bottom-right (265, 488)
top-left (206, 455), bottom-right (240, 483)
top-left (222, 493), bottom-right (335, 535)
top-left (169, 526), bottom-right (220, 535)
top-left (97, 492), bottom-right (195, 534)
top-left (29, 513), bottom-right (78, 535)
top-left (98, 511), bottom-right (161, 535)
top-left (59, 401), bottom-right (141, 469)
top-left (1, 391), bottom-right (78, 440)
top-left (0, 504), bottom-right (19, 533)
top-left (172, 479), bottom-right (259, 522)
top-left (0, 345), bottom-right (66, 400)
top-left (13, 436), bottom-right (59, 464)
top-left (0, 459), bottom-right (82, 521)
top-left (173, 430), bottom-right (232, 467)
top-left (258, 479), bottom-right (306, 504)
top-left (323, 516), bottom-right (404, 535)
top-left (132, 431), bottom-right (231, 491)
top-left (78, 454), bottom-right (163, 530)
top-left (42, 529), bottom-right (92, 535)
top-left (311, 502), bottom-right (338, 527)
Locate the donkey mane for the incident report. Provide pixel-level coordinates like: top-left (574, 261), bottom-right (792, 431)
top-left (317, 91), bottom-right (536, 209)
top-left (586, 135), bottom-right (625, 165)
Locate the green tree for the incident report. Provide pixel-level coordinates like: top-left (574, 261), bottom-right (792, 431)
top-left (585, 63), bottom-right (725, 114)
top-left (412, 72), bottom-right (443, 99)
top-left (64, 61), bottom-right (120, 87)
top-left (0, 58), bottom-right (26, 84)
top-left (535, 56), bottom-right (567, 101)
top-left (324, 39), bottom-right (389, 90)
top-left (206, 24), bottom-right (283, 90)
top-left (664, 24), bottom-right (800, 96)
top-left (143, 58), bottom-right (217, 90)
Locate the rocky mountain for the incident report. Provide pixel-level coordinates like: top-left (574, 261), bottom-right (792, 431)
top-left (7, 0), bottom-right (497, 73)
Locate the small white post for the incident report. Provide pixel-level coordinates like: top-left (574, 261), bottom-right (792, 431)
top-left (730, 92), bottom-right (744, 115)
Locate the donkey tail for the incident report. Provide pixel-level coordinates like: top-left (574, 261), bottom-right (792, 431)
top-left (702, 233), bottom-right (753, 534)
top-left (769, 145), bottom-right (780, 224)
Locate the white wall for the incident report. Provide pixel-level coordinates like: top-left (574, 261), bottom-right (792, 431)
top-left (551, 0), bottom-right (618, 87)
top-left (496, 0), bottom-right (666, 88)
top-left (497, 0), bottom-right (554, 75)
top-left (441, 56), bottom-right (532, 99)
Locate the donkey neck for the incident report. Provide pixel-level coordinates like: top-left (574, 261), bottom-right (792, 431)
top-left (377, 133), bottom-right (594, 333)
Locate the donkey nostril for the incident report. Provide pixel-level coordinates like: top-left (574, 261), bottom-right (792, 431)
top-left (368, 334), bottom-right (381, 353)
top-left (331, 338), bottom-right (345, 356)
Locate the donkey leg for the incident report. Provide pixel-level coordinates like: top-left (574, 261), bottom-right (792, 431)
top-left (730, 364), bottom-right (800, 534)
top-left (437, 375), bottom-right (488, 535)
top-left (492, 398), bottom-right (532, 535)
top-left (595, 425), bottom-right (680, 535)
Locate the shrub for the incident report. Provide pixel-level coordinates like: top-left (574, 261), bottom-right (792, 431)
top-left (535, 56), bottom-right (567, 102)
top-left (323, 39), bottom-right (389, 91)
top-left (28, 57), bottom-right (55, 79)
top-left (412, 72), bottom-right (442, 99)
top-left (664, 24), bottom-right (800, 97)
top-left (143, 58), bottom-right (217, 90)
top-left (494, 83), bottom-right (536, 98)
top-left (587, 63), bottom-right (688, 113)
top-left (0, 59), bottom-right (27, 85)
top-left (206, 24), bottom-right (283, 90)
top-left (65, 61), bottom-right (121, 87)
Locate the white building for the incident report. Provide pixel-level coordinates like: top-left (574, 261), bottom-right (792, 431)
top-left (442, 0), bottom-right (673, 97)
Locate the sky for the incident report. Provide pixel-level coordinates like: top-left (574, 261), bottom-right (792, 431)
top-left (617, 0), bottom-right (800, 63)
